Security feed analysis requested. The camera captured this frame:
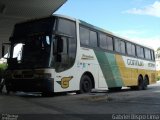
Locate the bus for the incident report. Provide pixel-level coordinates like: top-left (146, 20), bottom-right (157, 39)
top-left (2, 14), bottom-right (156, 95)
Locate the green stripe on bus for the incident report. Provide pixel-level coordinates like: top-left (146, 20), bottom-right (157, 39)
top-left (94, 50), bottom-right (124, 88)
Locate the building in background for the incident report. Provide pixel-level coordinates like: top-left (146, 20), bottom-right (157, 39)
top-left (156, 48), bottom-right (160, 80)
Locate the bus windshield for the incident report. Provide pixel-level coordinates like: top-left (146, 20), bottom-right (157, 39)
top-left (7, 17), bottom-right (56, 69)
top-left (10, 35), bottom-right (52, 69)
top-left (7, 16), bottom-right (77, 71)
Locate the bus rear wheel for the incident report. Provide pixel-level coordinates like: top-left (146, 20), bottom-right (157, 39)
top-left (143, 76), bottom-right (148, 90)
top-left (79, 75), bottom-right (92, 94)
top-left (137, 76), bottom-right (144, 90)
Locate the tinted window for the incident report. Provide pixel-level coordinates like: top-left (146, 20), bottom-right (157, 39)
top-left (132, 44), bottom-right (136, 56)
top-left (144, 48), bottom-right (151, 60)
top-left (13, 17), bottom-right (54, 38)
top-left (106, 36), bottom-right (113, 51)
top-left (99, 33), bottom-right (107, 50)
top-left (90, 30), bottom-right (97, 47)
top-left (80, 27), bottom-right (90, 45)
top-left (114, 38), bottom-right (120, 52)
top-left (127, 42), bottom-right (136, 56)
top-left (120, 40), bottom-right (126, 54)
top-left (136, 46), bottom-right (144, 58)
top-left (58, 18), bottom-right (76, 38)
top-left (127, 42), bottom-right (132, 55)
top-left (151, 50), bottom-right (155, 61)
top-left (114, 38), bottom-right (126, 54)
top-left (136, 46), bottom-right (140, 57)
top-left (56, 18), bottom-right (76, 72)
top-left (99, 33), bottom-right (113, 51)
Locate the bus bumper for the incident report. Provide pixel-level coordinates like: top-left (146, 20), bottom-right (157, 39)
top-left (5, 78), bottom-right (54, 92)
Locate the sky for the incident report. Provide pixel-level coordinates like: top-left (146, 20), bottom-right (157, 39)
top-left (55, 0), bottom-right (160, 50)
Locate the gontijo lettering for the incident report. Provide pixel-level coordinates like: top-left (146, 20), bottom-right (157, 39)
top-left (127, 59), bottom-right (144, 66)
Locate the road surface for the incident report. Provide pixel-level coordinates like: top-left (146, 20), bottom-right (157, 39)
top-left (0, 82), bottom-right (160, 120)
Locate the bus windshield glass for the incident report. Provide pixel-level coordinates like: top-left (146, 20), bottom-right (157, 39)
top-left (7, 17), bottom-right (56, 69)
top-left (8, 16), bottom-right (77, 71)
top-left (13, 17), bottom-right (55, 38)
top-left (10, 35), bottom-right (52, 69)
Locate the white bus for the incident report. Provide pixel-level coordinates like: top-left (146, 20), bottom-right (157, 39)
top-left (2, 14), bottom-right (156, 95)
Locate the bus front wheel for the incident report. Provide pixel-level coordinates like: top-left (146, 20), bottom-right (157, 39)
top-left (79, 75), bottom-right (92, 94)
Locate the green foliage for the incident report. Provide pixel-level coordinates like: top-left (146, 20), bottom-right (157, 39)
top-left (157, 47), bottom-right (160, 51)
top-left (157, 76), bottom-right (160, 81)
top-left (0, 63), bottom-right (7, 70)
top-left (0, 63), bottom-right (7, 77)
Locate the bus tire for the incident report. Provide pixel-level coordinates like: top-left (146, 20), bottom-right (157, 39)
top-left (137, 76), bottom-right (143, 90)
top-left (79, 75), bottom-right (92, 94)
top-left (143, 76), bottom-right (148, 90)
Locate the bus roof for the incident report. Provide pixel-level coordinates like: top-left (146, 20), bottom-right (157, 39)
top-left (15, 14), bottom-right (154, 50)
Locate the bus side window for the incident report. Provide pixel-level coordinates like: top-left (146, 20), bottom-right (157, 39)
top-left (106, 35), bottom-right (113, 51)
top-left (144, 48), bottom-right (151, 60)
top-left (99, 33), bottom-right (107, 50)
top-left (80, 26), bottom-right (90, 46)
top-left (120, 40), bottom-right (126, 54)
top-left (114, 38), bottom-right (126, 54)
top-left (55, 18), bottom-right (76, 72)
top-left (127, 42), bottom-right (136, 56)
top-left (151, 50), bottom-right (155, 61)
top-left (131, 44), bottom-right (136, 56)
top-left (127, 42), bottom-right (132, 55)
top-left (90, 30), bottom-right (98, 47)
top-left (114, 38), bottom-right (120, 53)
top-left (136, 46), bottom-right (144, 58)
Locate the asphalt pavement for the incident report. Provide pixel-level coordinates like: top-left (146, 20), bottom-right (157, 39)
top-left (0, 82), bottom-right (160, 120)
